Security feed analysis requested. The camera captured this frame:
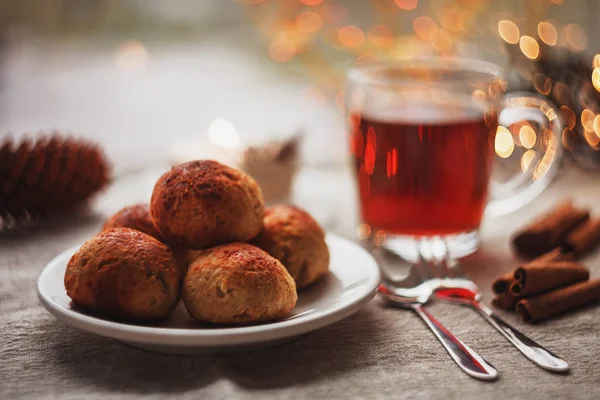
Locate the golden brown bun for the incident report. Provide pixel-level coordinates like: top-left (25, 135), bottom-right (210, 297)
top-left (101, 203), bottom-right (193, 272)
top-left (150, 160), bottom-right (265, 250)
top-left (64, 228), bottom-right (182, 320)
top-left (182, 243), bottom-right (297, 324)
top-left (252, 205), bottom-right (329, 289)
top-left (102, 204), bottom-right (166, 242)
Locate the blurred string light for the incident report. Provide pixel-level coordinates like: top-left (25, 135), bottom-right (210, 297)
top-left (498, 20), bottom-right (520, 44)
top-left (537, 21), bottom-right (557, 46)
top-left (394, 0), bottom-right (418, 11)
top-left (519, 36), bottom-right (540, 60)
top-left (115, 40), bottom-right (149, 72)
top-left (495, 126), bottom-right (515, 158)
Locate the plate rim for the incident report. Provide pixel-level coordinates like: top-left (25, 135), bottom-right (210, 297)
top-left (37, 233), bottom-right (380, 347)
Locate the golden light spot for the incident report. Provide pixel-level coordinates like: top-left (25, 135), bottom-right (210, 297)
top-left (594, 54), bottom-right (600, 68)
top-left (519, 125), bottom-right (537, 149)
top-left (550, 0), bottom-right (564, 3)
top-left (115, 40), bottom-right (149, 72)
top-left (356, 224), bottom-right (371, 240)
top-left (533, 73), bottom-right (552, 95)
top-left (296, 11), bottom-right (323, 33)
top-left (394, 0), bottom-right (417, 10)
top-left (581, 109), bottom-right (595, 131)
top-left (413, 17), bottom-right (437, 40)
top-left (300, 0), bottom-right (324, 5)
top-left (592, 68), bottom-right (600, 92)
top-left (374, 230), bottom-right (387, 247)
top-left (438, 9), bottom-right (463, 32)
top-left (521, 150), bottom-right (537, 172)
top-left (408, 37), bottom-right (433, 57)
top-left (584, 129), bottom-right (600, 148)
top-left (519, 36), bottom-right (539, 60)
top-left (268, 38), bottom-right (296, 62)
top-left (560, 106), bottom-right (576, 130)
top-left (538, 21), bottom-right (558, 46)
top-left (338, 26), bottom-right (365, 48)
top-left (594, 115), bottom-right (600, 137)
top-left (356, 55), bottom-right (379, 64)
top-left (562, 24), bottom-right (587, 51)
top-left (498, 20), bottom-right (520, 44)
top-left (368, 25), bottom-right (394, 48)
top-left (495, 126), bottom-right (515, 158)
top-left (432, 29), bottom-right (453, 53)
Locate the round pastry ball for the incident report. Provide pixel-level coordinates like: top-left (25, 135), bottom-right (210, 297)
top-left (150, 160), bottom-right (265, 250)
top-left (102, 204), bottom-right (165, 242)
top-left (252, 205), bottom-right (329, 289)
top-left (64, 228), bottom-right (182, 320)
top-left (101, 203), bottom-right (197, 270)
top-left (182, 243), bottom-right (297, 324)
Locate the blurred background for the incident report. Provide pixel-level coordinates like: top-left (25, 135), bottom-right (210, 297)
top-left (1, 0), bottom-right (599, 233)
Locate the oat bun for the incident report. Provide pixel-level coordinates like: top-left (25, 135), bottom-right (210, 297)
top-left (150, 160), bottom-right (265, 250)
top-left (64, 228), bottom-right (182, 320)
top-left (182, 243), bottom-right (297, 324)
top-left (252, 205), bottom-right (329, 289)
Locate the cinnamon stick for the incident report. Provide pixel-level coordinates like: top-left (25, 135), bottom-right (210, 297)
top-left (561, 218), bottom-right (600, 258)
top-left (509, 261), bottom-right (589, 296)
top-left (492, 292), bottom-right (520, 311)
top-left (492, 272), bottom-right (513, 295)
top-left (516, 279), bottom-right (600, 323)
top-left (491, 248), bottom-right (571, 295)
top-left (512, 200), bottom-right (590, 259)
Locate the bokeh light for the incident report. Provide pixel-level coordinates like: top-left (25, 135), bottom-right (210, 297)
top-left (592, 68), bottom-right (600, 92)
top-left (356, 223), bottom-right (371, 240)
top-left (594, 54), bottom-right (600, 68)
top-left (595, 115), bottom-right (600, 137)
top-left (560, 105), bottom-right (576, 130)
top-left (394, 0), bottom-right (417, 11)
top-left (338, 26), bottom-right (365, 48)
top-left (519, 36), bottom-right (539, 60)
top-left (208, 118), bottom-right (241, 150)
top-left (296, 11), bottom-right (323, 34)
top-left (374, 230), bottom-right (387, 247)
top-left (115, 40), bottom-right (149, 72)
top-left (562, 24), bottom-right (587, 51)
top-left (498, 20), bottom-right (520, 44)
top-left (438, 9), bottom-right (463, 32)
top-left (538, 21), bottom-right (558, 46)
top-left (268, 37), bottom-right (297, 62)
top-left (300, 0), bottom-right (324, 5)
top-left (495, 126), bottom-right (515, 158)
top-left (533, 73), bottom-right (552, 95)
top-left (414, 17), bottom-right (437, 40)
top-left (521, 150), bottom-right (537, 172)
top-left (368, 25), bottom-right (394, 48)
top-left (581, 109), bottom-right (595, 131)
top-left (356, 55), bottom-right (379, 64)
top-left (431, 29), bottom-right (453, 53)
top-left (519, 125), bottom-right (537, 149)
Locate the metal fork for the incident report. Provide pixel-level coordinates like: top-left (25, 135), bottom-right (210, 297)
top-left (376, 245), bottom-right (498, 381)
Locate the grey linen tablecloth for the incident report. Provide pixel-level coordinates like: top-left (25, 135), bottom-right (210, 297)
top-left (2, 167), bottom-right (600, 399)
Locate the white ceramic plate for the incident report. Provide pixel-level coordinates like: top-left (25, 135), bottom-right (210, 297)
top-left (38, 233), bottom-right (380, 354)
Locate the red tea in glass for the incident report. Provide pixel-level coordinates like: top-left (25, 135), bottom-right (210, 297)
top-left (346, 59), bottom-right (563, 258)
top-left (351, 109), bottom-right (496, 236)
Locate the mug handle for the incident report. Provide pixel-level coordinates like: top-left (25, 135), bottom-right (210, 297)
top-left (486, 92), bottom-right (564, 217)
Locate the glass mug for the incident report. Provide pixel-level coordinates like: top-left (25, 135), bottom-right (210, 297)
top-left (346, 58), bottom-right (563, 260)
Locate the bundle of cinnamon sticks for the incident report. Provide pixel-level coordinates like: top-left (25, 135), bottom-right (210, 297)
top-left (492, 200), bottom-right (600, 323)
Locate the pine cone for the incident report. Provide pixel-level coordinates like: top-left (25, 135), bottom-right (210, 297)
top-left (0, 134), bottom-right (111, 225)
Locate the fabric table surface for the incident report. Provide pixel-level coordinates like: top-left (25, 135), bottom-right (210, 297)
top-left (2, 166), bottom-right (600, 400)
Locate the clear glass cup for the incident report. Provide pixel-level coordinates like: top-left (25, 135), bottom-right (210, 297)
top-left (345, 58), bottom-right (563, 260)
